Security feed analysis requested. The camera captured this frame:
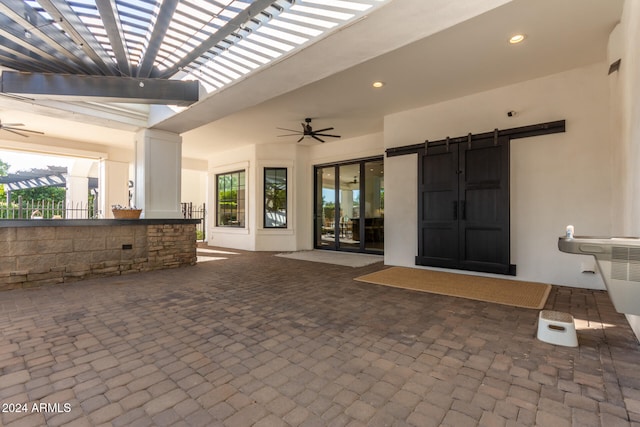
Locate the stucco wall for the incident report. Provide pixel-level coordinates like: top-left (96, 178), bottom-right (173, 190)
top-left (609, 0), bottom-right (640, 340)
top-left (308, 133), bottom-right (384, 167)
top-left (205, 134), bottom-right (385, 251)
top-left (254, 143), bottom-right (298, 252)
top-left (207, 145), bottom-right (256, 250)
top-left (207, 142), bottom-right (305, 251)
top-left (202, 62), bottom-right (618, 294)
top-left (384, 62), bottom-right (612, 289)
top-left (181, 169), bottom-right (207, 207)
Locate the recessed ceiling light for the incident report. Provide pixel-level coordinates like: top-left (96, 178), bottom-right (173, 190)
top-left (509, 34), bottom-right (526, 44)
top-left (372, 81), bottom-right (385, 88)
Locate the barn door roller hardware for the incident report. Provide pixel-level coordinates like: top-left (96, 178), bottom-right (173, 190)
top-left (387, 120), bottom-right (566, 158)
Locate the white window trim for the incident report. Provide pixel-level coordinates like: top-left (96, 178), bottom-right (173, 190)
top-left (257, 161), bottom-right (294, 234)
top-left (210, 161), bottom-right (250, 231)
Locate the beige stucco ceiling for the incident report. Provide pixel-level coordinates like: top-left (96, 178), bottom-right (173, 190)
top-left (0, 0), bottom-right (624, 162)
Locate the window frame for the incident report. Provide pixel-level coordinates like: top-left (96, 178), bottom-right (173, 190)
top-left (263, 167), bottom-right (288, 229)
top-left (215, 169), bottom-right (246, 228)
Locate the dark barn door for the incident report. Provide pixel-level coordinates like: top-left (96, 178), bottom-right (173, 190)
top-left (417, 142), bottom-right (460, 269)
top-left (417, 136), bottom-right (512, 275)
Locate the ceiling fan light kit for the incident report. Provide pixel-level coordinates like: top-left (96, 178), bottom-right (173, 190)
top-left (277, 118), bottom-right (341, 143)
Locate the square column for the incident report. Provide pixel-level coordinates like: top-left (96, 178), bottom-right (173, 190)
top-left (66, 158), bottom-right (97, 219)
top-left (135, 129), bottom-right (182, 219)
top-left (65, 175), bottom-right (89, 218)
top-left (99, 159), bottom-right (130, 219)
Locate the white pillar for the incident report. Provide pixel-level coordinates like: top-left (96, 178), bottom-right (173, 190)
top-left (65, 159), bottom-right (95, 219)
top-left (135, 129), bottom-right (182, 219)
top-left (99, 159), bottom-right (130, 219)
top-left (341, 190), bottom-right (354, 219)
top-left (65, 175), bottom-right (89, 218)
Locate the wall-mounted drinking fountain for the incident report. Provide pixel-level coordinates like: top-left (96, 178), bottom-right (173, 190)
top-left (558, 236), bottom-right (640, 315)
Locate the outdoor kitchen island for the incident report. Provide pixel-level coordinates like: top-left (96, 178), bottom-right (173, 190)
top-left (0, 218), bottom-right (200, 291)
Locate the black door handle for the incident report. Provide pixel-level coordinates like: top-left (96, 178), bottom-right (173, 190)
top-left (461, 200), bottom-right (466, 220)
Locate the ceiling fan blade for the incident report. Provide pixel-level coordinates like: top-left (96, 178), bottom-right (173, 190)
top-left (312, 135), bottom-right (325, 143)
top-left (277, 133), bottom-right (303, 137)
top-left (2, 128), bottom-right (29, 137)
top-left (276, 127), bottom-right (301, 133)
top-left (2, 123), bottom-right (25, 127)
top-left (313, 133), bottom-right (341, 138)
top-left (297, 136), bottom-right (305, 143)
top-left (312, 127), bottom-right (334, 133)
top-left (5, 127), bottom-right (44, 135)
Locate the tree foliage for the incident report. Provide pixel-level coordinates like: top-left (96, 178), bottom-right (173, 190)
top-left (0, 158), bottom-right (9, 176)
top-left (11, 186), bottom-right (66, 203)
top-left (0, 158), bottom-right (9, 200)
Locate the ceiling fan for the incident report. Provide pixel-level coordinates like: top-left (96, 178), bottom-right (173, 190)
top-left (277, 118), bottom-right (341, 143)
top-left (0, 119), bottom-right (44, 137)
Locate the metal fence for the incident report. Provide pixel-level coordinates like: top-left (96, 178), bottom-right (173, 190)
top-left (1, 198), bottom-right (206, 239)
top-left (181, 202), bottom-right (206, 241)
top-left (0, 196), bottom-right (97, 219)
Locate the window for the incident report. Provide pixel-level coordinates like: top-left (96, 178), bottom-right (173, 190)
top-left (216, 170), bottom-right (245, 227)
top-left (264, 168), bottom-right (287, 228)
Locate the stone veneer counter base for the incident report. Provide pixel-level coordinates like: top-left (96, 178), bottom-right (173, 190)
top-left (0, 219), bottom-right (199, 290)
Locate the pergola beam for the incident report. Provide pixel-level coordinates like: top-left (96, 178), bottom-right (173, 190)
top-left (157, 0), bottom-right (275, 79)
top-left (0, 45), bottom-right (61, 73)
top-left (3, 174), bottom-right (65, 191)
top-left (36, 0), bottom-right (119, 75)
top-left (0, 0), bottom-right (100, 74)
top-left (1, 71), bottom-right (199, 106)
top-left (0, 15), bottom-right (82, 74)
top-left (95, 0), bottom-right (131, 76)
top-left (136, 0), bottom-right (179, 78)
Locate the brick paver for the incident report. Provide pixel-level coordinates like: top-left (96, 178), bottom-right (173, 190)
top-left (1, 246), bottom-right (639, 426)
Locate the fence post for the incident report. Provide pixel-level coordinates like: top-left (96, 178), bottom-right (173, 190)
top-left (18, 196), bottom-right (23, 219)
top-left (202, 203), bottom-right (206, 241)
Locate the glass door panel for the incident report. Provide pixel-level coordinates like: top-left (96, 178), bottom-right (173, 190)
top-left (314, 158), bottom-right (384, 254)
top-left (316, 166), bottom-right (336, 249)
top-left (338, 163), bottom-right (360, 249)
top-left (364, 160), bottom-right (384, 252)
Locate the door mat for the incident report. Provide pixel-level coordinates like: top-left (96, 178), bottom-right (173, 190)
top-left (354, 267), bottom-right (551, 309)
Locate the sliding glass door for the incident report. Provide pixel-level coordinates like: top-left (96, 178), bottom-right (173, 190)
top-left (338, 163), bottom-right (360, 250)
top-left (316, 166), bottom-right (337, 249)
top-left (314, 158), bottom-right (384, 253)
top-left (363, 159), bottom-right (384, 251)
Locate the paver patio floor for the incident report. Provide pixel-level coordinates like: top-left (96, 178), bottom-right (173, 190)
top-left (1, 247), bottom-right (639, 426)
